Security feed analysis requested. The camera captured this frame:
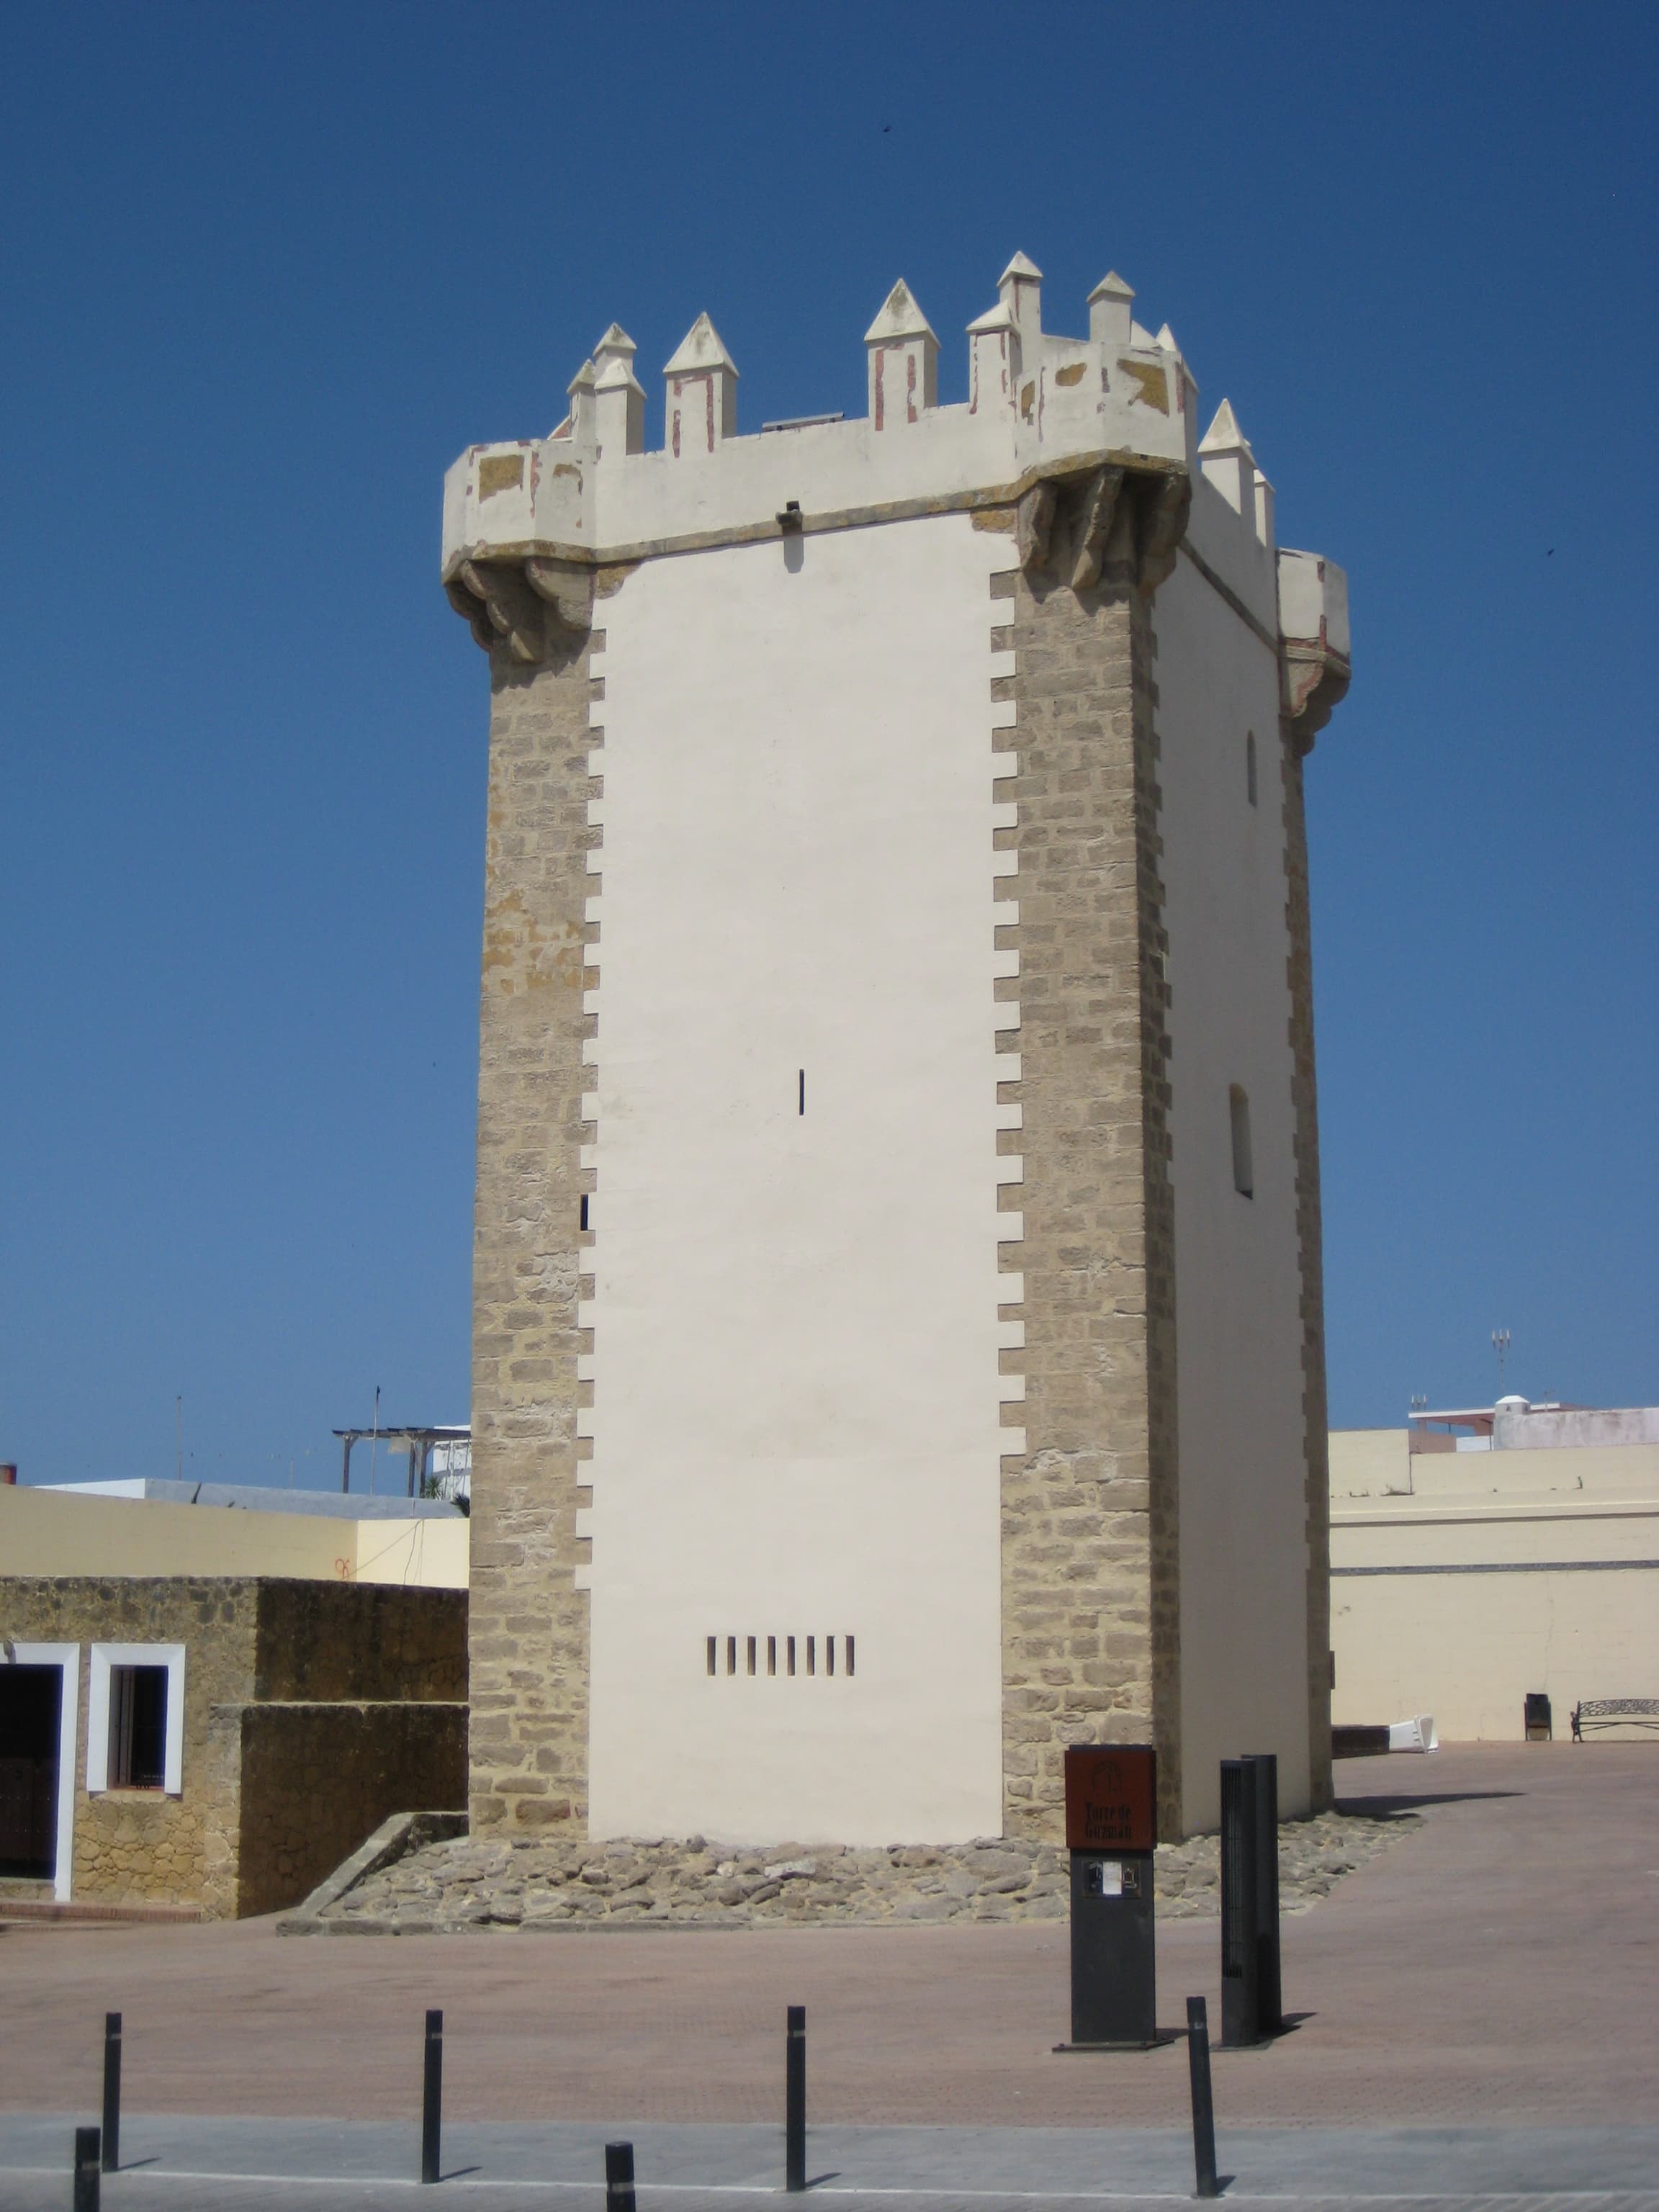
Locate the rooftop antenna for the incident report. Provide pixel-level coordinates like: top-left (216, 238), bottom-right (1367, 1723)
top-left (1491, 1328), bottom-right (1511, 1393)
top-left (368, 1384), bottom-right (381, 1498)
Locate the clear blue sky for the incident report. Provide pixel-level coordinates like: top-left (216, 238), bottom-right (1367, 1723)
top-left (2, 2), bottom-right (1654, 1490)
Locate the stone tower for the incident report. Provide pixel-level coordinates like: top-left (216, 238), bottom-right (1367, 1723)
top-left (443, 252), bottom-right (1350, 1846)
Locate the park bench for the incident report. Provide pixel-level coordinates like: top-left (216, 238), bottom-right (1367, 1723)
top-left (1570, 1698), bottom-right (1659, 1741)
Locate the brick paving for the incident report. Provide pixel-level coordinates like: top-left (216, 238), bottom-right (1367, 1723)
top-left (1, 1746), bottom-right (1654, 2137)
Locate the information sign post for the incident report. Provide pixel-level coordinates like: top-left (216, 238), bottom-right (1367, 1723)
top-left (1061, 1743), bottom-right (1158, 2049)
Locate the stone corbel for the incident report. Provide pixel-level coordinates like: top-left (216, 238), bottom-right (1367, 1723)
top-left (443, 575), bottom-right (498, 654)
top-left (1069, 465), bottom-right (1124, 591)
top-left (1017, 463), bottom-right (1191, 598)
top-left (1016, 480), bottom-right (1057, 574)
top-left (1281, 641), bottom-right (1352, 754)
top-left (451, 560), bottom-right (546, 665)
top-left (523, 557), bottom-right (595, 638)
top-left (1133, 471), bottom-right (1190, 595)
top-left (444, 557), bottom-right (595, 664)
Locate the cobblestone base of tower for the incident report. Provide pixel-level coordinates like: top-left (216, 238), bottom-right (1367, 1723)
top-left (287, 1808), bottom-right (1410, 1933)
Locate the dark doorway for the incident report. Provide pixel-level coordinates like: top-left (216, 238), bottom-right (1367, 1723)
top-left (0, 1665), bottom-right (63, 1879)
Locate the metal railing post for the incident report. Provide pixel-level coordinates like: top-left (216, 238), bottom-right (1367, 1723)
top-left (1185, 1996), bottom-right (1218, 2200)
top-left (1245, 1753), bottom-right (1282, 2033)
top-left (73, 2126), bottom-right (101, 2212)
top-left (101, 2013), bottom-right (122, 2173)
top-left (1220, 1758), bottom-right (1262, 2046)
top-left (785, 2003), bottom-right (806, 2192)
top-left (604, 2139), bottom-right (637, 2212)
top-left (421, 2008), bottom-right (443, 2184)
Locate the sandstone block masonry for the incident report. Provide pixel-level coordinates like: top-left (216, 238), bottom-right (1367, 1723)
top-left (1283, 730), bottom-right (1335, 1815)
top-left (994, 547), bottom-right (1180, 1839)
top-left (467, 613), bottom-right (609, 1837)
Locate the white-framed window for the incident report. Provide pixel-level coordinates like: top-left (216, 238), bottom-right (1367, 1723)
top-left (1, 1642), bottom-right (80, 1900)
top-left (86, 1644), bottom-right (185, 1797)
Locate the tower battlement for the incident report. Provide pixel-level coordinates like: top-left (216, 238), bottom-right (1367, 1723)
top-left (442, 254), bottom-right (1197, 606)
top-left (444, 251), bottom-right (1344, 729)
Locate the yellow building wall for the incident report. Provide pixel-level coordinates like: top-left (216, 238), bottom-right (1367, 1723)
top-left (1328, 1427), bottom-right (1413, 1497)
top-left (0, 1485), bottom-right (468, 1589)
top-left (1328, 1430), bottom-right (1659, 1741)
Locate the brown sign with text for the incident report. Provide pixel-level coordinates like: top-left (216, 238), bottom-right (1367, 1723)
top-left (1064, 1745), bottom-right (1156, 1853)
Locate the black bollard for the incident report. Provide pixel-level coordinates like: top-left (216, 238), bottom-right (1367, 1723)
top-left (1219, 1759), bottom-right (1262, 2047)
top-left (1244, 1753), bottom-right (1282, 2034)
top-left (421, 2008), bottom-right (443, 2185)
top-left (73, 2126), bottom-right (101, 2212)
top-left (1184, 1997), bottom-right (1218, 2200)
top-left (102, 2012), bottom-right (122, 2172)
top-left (785, 2003), bottom-right (806, 2193)
top-left (604, 2139), bottom-right (637, 2212)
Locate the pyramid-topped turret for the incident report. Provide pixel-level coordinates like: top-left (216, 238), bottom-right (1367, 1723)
top-left (663, 312), bottom-right (738, 379)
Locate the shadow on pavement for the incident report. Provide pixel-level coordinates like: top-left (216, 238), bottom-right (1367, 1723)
top-left (1336, 1789), bottom-right (1523, 1816)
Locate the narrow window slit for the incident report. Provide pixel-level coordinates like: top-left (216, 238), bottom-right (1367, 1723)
top-left (727, 1635), bottom-right (737, 1676)
top-left (786, 1635), bottom-right (796, 1677)
top-left (827, 1636), bottom-right (835, 1677)
top-left (767, 1635), bottom-right (777, 1676)
top-left (706, 1636), bottom-right (716, 1677)
top-left (799, 1069), bottom-right (805, 1115)
top-left (1246, 729), bottom-right (1259, 807)
top-left (806, 1635), bottom-right (816, 1676)
top-left (1229, 1084), bottom-right (1254, 1199)
top-left (746, 1635), bottom-right (757, 1676)
top-left (845, 1634), bottom-right (855, 1678)
top-left (579, 1193), bottom-right (590, 1232)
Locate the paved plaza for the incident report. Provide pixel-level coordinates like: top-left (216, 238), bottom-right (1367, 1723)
top-left (0, 1746), bottom-right (1654, 2208)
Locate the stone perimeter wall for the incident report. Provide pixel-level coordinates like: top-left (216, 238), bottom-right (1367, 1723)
top-left (254, 1581), bottom-right (467, 1704)
top-left (467, 608), bottom-right (616, 1836)
top-left (996, 537), bottom-right (1182, 1843)
top-left (218, 1699), bottom-right (467, 1917)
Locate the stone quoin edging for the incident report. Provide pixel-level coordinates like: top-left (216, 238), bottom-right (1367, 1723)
top-left (277, 1808), bottom-right (1416, 1936)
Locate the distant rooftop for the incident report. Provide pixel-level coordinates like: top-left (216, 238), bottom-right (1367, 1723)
top-left (32, 1478), bottom-right (462, 1521)
top-left (331, 1424), bottom-right (470, 1498)
top-left (1407, 1400), bottom-right (1658, 1455)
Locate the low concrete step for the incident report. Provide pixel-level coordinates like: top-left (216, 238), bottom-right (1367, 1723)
top-left (0, 1894), bottom-right (204, 1925)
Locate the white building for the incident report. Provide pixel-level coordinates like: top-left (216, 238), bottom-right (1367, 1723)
top-left (444, 253), bottom-right (1351, 1845)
